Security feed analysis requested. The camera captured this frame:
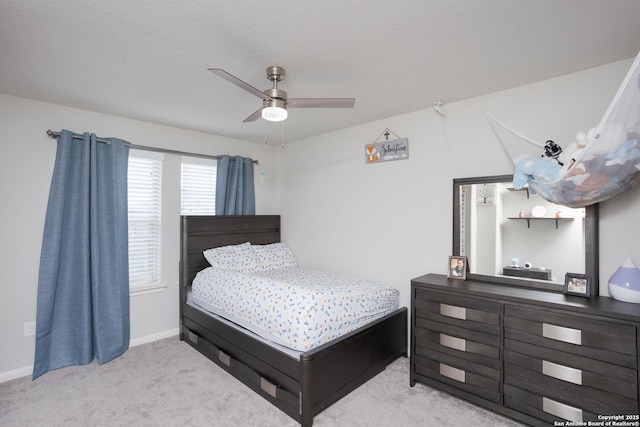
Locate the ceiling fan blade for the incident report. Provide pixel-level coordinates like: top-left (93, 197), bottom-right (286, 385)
top-left (287, 98), bottom-right (355, 108)
top-left (208, 68), bottom-right (271, 100)
top-left (243, 107), bottom-right (263, 122)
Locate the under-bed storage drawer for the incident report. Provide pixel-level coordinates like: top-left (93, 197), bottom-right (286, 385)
top-left (504, 305), bottom-right (639, 423)
top-left (413, 288), bottom-right (502, 402)
top-left (181, 319), bottom-right (301, 419)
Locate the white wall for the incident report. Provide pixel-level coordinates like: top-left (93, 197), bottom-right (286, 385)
top-left (276, 57), bottom-right (639, 317)
top-left (0, 94), bottom-right (277, 378)
top-left (274, 109), bottom-right (450, 313)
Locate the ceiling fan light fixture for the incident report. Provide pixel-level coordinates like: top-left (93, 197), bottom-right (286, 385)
top-left (261, 96), bottom-right (288, 121)
top-left (262, 105), bottom-right (288, 121)
top-left (210, 65), bottom-right (355, 123)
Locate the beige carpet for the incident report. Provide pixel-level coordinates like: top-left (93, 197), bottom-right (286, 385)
top-left (0, 337), bottom-right (522, 426)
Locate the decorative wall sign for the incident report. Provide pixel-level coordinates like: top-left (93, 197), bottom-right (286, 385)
top-left (365, 128), bottom-right (409, 163)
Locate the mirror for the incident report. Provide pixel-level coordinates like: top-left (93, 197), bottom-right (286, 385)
top-left (453, 175), bottom-right (599, 293)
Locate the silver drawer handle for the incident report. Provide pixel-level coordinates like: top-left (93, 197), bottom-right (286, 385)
top-left (542, 360), bottom-right (582, 385)
top-left (439, 363), bottom-right (466, 383)
top-left (543, 323), bottom-right (582, 345)
top-left (218, 350), bottom-right (231, 367)
top-left (440, 333), bottom-right (466, 352)
top-left (440, 303), bottom-right (467, 320)
top-left (260, 377), bottom-right (277, 398)
top-left (543, 397), bottom-right (583, 422)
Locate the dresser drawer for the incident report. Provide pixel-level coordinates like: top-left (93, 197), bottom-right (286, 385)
top-left (414, 325), bottom-right (500, 373)
top-left (414, 289), bottom-right (501, 336)
top-left (505, 305), bottom-right (637, 367)
top-left (504, 347), bottom-right (638, 415)
top-left (505, 340), bottom-right (637, 398)
top-left (505, 372), bottom-right (638, 422)
top-left (414, 351), bottom-right (501, 403)
top-left (415, 320), bottom-right (500, 360)
top-left (505, 383), bottom-right (601, 424)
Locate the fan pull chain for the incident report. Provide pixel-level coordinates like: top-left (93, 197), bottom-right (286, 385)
top-left (263, 120), bottom-right (268, 144)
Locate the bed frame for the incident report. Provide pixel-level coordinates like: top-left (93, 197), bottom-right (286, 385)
top-left (179, 215), bottom-right (407, 426)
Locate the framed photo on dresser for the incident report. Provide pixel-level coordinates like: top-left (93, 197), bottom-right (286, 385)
top-left (448, 256), bottom-right (467, 280)
top-left (564, 273), bottom-right (590, 297)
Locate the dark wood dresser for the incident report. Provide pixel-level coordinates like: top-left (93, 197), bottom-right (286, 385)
top-left (410, 273), bottom-right (640, 426)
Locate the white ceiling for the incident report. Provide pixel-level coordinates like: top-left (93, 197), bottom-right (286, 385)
top-left (1, 0), bottom-right (639, 144)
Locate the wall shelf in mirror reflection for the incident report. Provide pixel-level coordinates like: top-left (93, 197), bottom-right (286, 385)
top-left (453, 175), bottom-right (599, 294)
top-left (506, 217), bottom-right (575, 229)
top-left (507, 187), bottom-right (530, 198)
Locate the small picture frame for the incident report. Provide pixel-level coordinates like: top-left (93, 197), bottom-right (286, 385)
top-left (564, 273), bottom-right (590, 297)
top-left (448, 256), bottom-right (467, 280)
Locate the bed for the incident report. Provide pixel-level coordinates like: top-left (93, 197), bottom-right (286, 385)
top-left (179, 215), bottom-right (407, 427)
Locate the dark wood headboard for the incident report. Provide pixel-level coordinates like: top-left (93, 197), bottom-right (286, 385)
top-left (179, 215), bottom-right (281, 290)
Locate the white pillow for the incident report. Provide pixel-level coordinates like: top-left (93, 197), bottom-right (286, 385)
top-left (252, 242), bottom-right (297, 270)
top-left (203, 242), bottom-right (263, 272)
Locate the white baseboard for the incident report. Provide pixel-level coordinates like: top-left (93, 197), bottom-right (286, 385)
top-left (0, 328), bottom-right (180, 383)
top-left (0, 366), bottom-right (33, 383)
top-left (129, 328), bottom-right (179, 347)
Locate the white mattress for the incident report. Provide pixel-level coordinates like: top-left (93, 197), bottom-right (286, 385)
top-left (186, 299), bottom-right (302, 359)
top-left (191, 266), bottom-right (399, 352)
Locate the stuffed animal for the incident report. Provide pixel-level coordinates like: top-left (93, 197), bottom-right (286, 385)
top-left (558, 131), bottom-right (589, 171)
top-left (564, 159), bottom-right (612, 196)
top-left (513, 156), bottom-right (562, 189)
top-left (605, 138), bottom-right (640, 166)
top-left (581, 124), bottom-right (626, 161)
top-left (541, 140), bottom-right (564, 165)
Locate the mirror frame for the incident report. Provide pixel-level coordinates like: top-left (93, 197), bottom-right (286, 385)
top-left (453, 175), bottom-right (600, 294)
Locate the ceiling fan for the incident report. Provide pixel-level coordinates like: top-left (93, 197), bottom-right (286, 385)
top-left (208, 65), bottom-right (356, 122)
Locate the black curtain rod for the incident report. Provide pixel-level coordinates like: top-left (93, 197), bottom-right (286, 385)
top-left (46, 130), bottom-right (259, 164)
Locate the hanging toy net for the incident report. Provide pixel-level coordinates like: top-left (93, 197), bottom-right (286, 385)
top-left (486, 51), bottom-right (640, 208)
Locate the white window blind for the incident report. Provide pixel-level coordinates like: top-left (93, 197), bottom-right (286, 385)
top-left (127, 151), bottom-right (163, 291)
top-left (181, 157), bottom-right (217, 215)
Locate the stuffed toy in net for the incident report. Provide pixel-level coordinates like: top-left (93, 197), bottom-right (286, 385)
top-left (486, 51), bottom-right (640, 208)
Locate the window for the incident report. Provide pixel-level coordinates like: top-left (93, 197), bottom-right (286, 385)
top-left (181, 156), bottom-right (217, 215)
top-left (127, 151), bottom-right (163, 292)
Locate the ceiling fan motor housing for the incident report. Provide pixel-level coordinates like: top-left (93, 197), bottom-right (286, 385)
top-left (264, 66), bottom-right (288, 108)
top-left (263, 88), bottom-right (287, 106)
top-left (266, 65), bottom-right (285, 82)
top-left (263, 97), bottom-right (287, 110)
